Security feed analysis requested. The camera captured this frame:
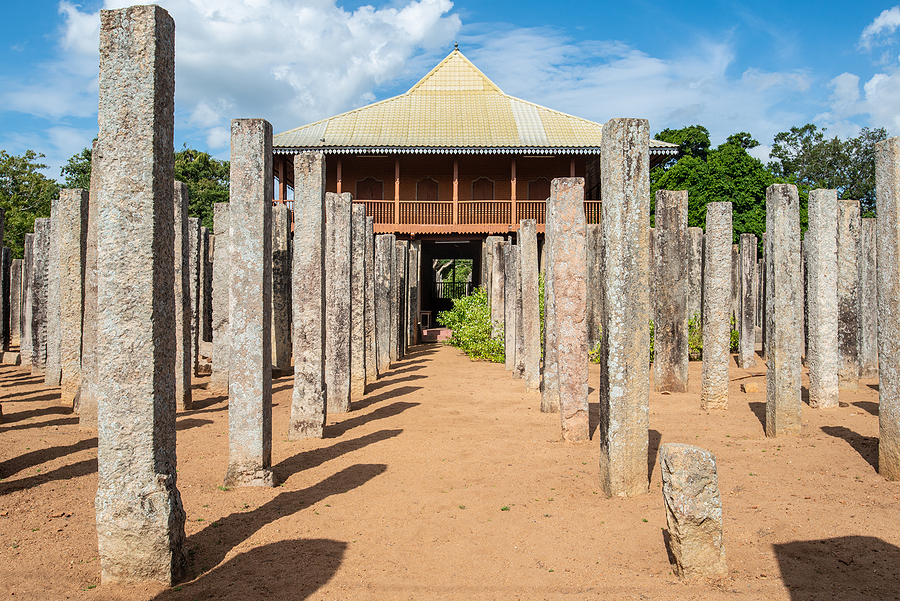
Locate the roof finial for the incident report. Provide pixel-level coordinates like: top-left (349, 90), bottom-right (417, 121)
top-left (454, 41), bottom-right (458, 51)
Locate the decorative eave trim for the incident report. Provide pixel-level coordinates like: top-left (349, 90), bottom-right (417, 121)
top-left (273, 146), bottom-right (680, 156)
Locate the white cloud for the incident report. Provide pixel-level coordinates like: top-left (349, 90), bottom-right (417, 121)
top-left (860, 6), bottom-right (900, 51)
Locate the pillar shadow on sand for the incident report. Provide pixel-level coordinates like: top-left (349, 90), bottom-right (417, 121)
top-left (820, 426), bottom-right (878, 471)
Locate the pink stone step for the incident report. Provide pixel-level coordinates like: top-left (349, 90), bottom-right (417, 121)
top-left (422, 327), bottom-right (453, 342)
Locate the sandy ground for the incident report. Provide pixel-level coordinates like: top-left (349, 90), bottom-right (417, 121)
top-left (1, 343), bottom-right (898, 601)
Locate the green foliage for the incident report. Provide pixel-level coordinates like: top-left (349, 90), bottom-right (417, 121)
top-left (0, 150), bottom-right (58, 258)
top-left (648, 319), bottom-right (655, 364)
top-left (436, 287), bottom-right (504, 363)
top-left (688, 312), bottom-right (703, 360)
top-left (730, 315), bottom-right (739, 354)
top-left (175, 146), bottom-right (230, 232)
top-left (60, 146), bottom-right (92, 190)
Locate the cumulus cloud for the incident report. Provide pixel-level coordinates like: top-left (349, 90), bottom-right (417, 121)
top-left (860, 6), bottom-right (900, 51)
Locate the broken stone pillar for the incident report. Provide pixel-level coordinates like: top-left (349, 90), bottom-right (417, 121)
top-left (687, 227), bottom-right (703, 323)
top-left (654, 190), bottom-right (689, 393)
top-left (188, 217), bottom-right (201, 377)
top-left (484, 235), bottom-right (502, 302)
top-left (701, 202), bottom-right (732, 410)
top-left (658, 443), bottom-right (727, 579)
top-left (837, 200), bottom-right (861, 391)
top-left (504, 242), bottom-right (517, 372)
top-left (599, 118), bottom-right (650, 496)
top-left (490, 238), bottom-right (505, 338)
top-left (95, 4), bottom-right (185, 584)
top-left (765, 184), bottom-right (802, 437)
top-left (541, 206), bottom-right (559, 414)
top-left (290, 152), bottom-right (327, 440)
top-left (21, 234), bottom-right (33, 367)
top-left (875, 137), bottom-right (900, 479)
top-left (223, 118), bottom-right (274, 488)
top-left (10, 258), bottom-right (21, 348)
top-left (519, 219), bottom-right (540, 390)
top-left (586, 223), bottom-right (603, 348)
top-left (806, 189), bottom-right (840, 409)
top-left (271, 202), bottom-right (292, 375)
top-left (58, 189), bottom-right (88, 405)
top-left (78, 140), bottom-right (101, 428)
top-left (364, 216), bottom-right (377, 383)
top-left (350, 203), bottom-right (366, 396)
top-left (174, 182), bottom-right (192, 410)
top-left (738, 233), bottom-right (758, 369)
top-left (325, 192), bottom-right (352, 413)
top-left (394, 240), bottom-right (408, 359)
top-left (31, 218), bottom-right (50, 376)
top-left (209, 202), bottom-right (230, 396)
top-left (46, 200), bottom-right (61, 386)
top-left (859, 217), bottom-right (878, 379)
top-left (375, 234), bottom-right (395, 373)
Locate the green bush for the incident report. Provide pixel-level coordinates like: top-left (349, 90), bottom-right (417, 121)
top-left (436, 287), bottom-right (505, 363)
top-left (688, 312), bottom-right (703, 360)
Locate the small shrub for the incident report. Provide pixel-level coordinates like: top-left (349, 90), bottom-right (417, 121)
top-left (436, 287), bottom-right (505, 363)
top-left (688, 312), bottom-right (703, 360)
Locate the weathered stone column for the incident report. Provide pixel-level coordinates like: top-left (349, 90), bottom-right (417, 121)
top-left (701, 203), bottom-right (732, 410)
top-left (484, 235), bottom-right (502, 302)
top-left (364, 216), bottom-right (377, 383)
top-left (174, 182), bottom-right (192, 410)
top-left (10, 258), bottom-right (21, 348)
top-left (738, 233), bottom-right (758, 369)
top-left (375, 234), bottom-right (394, 372)
top-left (490, 238), bottom-right (505, 338)
top-left (1, 248), bottom-right (9, 353)
top-left (31, 218), bottom-right (50, 375)
top-left (290, 152), bottom-right (327, 440)
top-left (224, 118), bottom-right (274, 488)
top-left (77, 140), bottom-right (100, 428)
top-left (58, 189), bottom-right (88, 405)
top-left (46, 200), bottom-right (61, 386)
top-left (325, 192), bottom-right (352, 413)
top-left (504, 242), bottom-right (518, 372)
top-left (394, 240), bottom-right (408, 359)
top-left (187, 217), bottom-right (201, 378)
top-left (875, 137), bottom-right (900, 479)
top-left (407, 241), bottom-right (420, 347)
top-left (389, 239), bottom-right (399, 362)
top-left (837, 200), bottom-right (861, 390)
top-left (209, 202), bottom-right (230, 396)
top-left (586, 223), bottom-right (603, 348)
top-left (21, 235), bottom-right (34, 368)
top-left (94, 5), bottom-right (185, 584)
top-left (731, 244), bottom-right (740, 326)
top-left (514, 238), bottom-right (525, 379)
top-left (519, 220), bottom-right (540, 390)
top-left (806, 189), bottom-right (839, 409)
top-left (199, 226), bottom-right (210, 345)
top-left (859, 217), bottom-right (878, 379)
top-left (654, 190), bottom-right (688, 393)
top-left (350, 203), bottom-right (366, 397)
top-left (541, 206), bottom-right (559, 413)
top-left (764, 184), bottom-right (802, 436)
top-left (687, 227), bottom-right (704, 323)
top-left (599, 119), bottom-right (650, 497)
top-left (271, 202), bottom-right (292, 375)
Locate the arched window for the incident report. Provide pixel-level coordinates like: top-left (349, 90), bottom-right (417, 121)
top-left (472, 177), bottom-right (494, 200)
top-left (528, 177), bottom-right (551, 201)
top-left (417, 178), bottom-right (439, 201)
top-left (356, 177), bottom-right (383, 200)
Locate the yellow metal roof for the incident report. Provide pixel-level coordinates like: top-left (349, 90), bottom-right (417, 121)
top-left (274, 49), bottom-right (678, 155)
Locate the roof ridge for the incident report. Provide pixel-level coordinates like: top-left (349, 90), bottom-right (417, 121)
top-left (406, 48), bottom-right (502, 94)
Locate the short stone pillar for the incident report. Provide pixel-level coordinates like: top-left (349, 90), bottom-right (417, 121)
top-left (599, 118), bottom-right (650, 496)
top-left (224, 118), bottom-right (274, 488)
top-left (325, 193), bottom-right (352, 413)
top-left (764, 184), bottom-right (802, 437)
top-left (837, 200), bottom-right (861, 390)
top-left (585, 223), bottom-right (603, 348)
top-left (654, 189), bottom-right (689, 393)
top-left (209, 202), bottom-right (230, 396)
top-left (30, 218), bottom-right (50, 375)
top-left (806, 189), bottom-right (839, 408)
top-left (289, 152), bottom-right (327, 440)
top-left (364, 216), bottom-right (377, 384)
top-left (504, 242), bottom-right (518, 372)
top-left (658, 443), bottom-right (727, 579)
top-left (94, 5), bottom-right (186, 584)
top-left (483, 235), bottom-right (502, 300)
top-left (21, 234), bottom-right (34, 368)
top-left (701, 202), bottom-right (732, 410)
top-left (350, 203), bottom-right (366, 396)
top-left (174, 182), bottom-right (192, 410)
top-left (375, 234), bottom-right (395, 372)
top-left (490, 238), bottom-right (505, 338)
top-left (687, 227), bottom-right (703, 322)
top-left (859, 218), bottom-right (878, 379)
top-left (737, 233), bottom-right (758, 369)
top-left (58, 189), bottom-right (88, 405)
top-left (10, 258), bottom-right (22, 348)
top-left (271, 203), bottom-right (292, 375)
top-left (519, 219), bottom-right (540, 390)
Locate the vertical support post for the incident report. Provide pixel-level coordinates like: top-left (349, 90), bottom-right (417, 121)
top-left (271, 203), bottom-right (292, 374)
top-left (350, 203), bottom-right (367, 397)
top-left (806, 189), bottom-right (839, 408)
top-left (859, 218), bottom-right (879, 379)
top-left (325, 192), bottom-right (352, 412)
top-left (511, 159), bottom-right (517, 224)
top-left (57, 190), bottom-right (88, 404)
top-left (364, 216), bottom-right (377, 383)
top-left (701, 203), bottom-right (732, 410)
top-left (453, 159), bottom-right (459, 225)
top-left (394, 158), bottom-right (400, 225)
top-left (837, 200), bottom-right (861, 390)
top-left (375, 234), bottom-right (395, 372)
top-left (174, 182), bottom-right (192, 410)
top-left (738, 233), bottom-right (758, 369)
top-left (653, 189), bottom-right (689, 393)
top-left (209, 203), bottom-right (230, 396)
top-left (520, 219), bottom-right (540, 390)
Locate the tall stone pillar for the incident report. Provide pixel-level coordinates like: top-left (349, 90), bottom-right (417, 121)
top-left (875, 136), bottom-right (900, 479)
top-left (199, 226), bottom-right (210, 344)
top-left (859, 218), bottom-right (878, 379)
top-left (290, 152), bottom-right (327, 440)
top-left (806, 189), bottom-right (839, 408)
top-left (375, 234), bottom-right (395, 373)
top-left (21, 234), bottom-right (34, 368)
top-left (188, 217), bottom-right (201, 377)
top-left (271, 203), bottom-right (292, 375)
top-left (325, 192), bottom-right (352, 413)
top-left (58, 189), bottom-right (88, 405)
top-left (701, 203), bottom-right (732, 410)
top-left (1, 248), bottom-right (9, 352)
top-left (364, 217), bottom-right (377, 383)
top-left (350, 203), bottom-right (366, 397)
top-left (764, 184), bottom-right (802, 437)
top-left (30, 218), bottom-right (50, 376)
top-left (653, 190), bottom-right (688, 393)
top-left (514, 238), bottom-right (525, 379)
top-left (224, 118), bottom-right (274, 488)
top-left (731, 244), bottom-right (740, 325)
top-left (78, 139), bottom-right (100, 428)
top-left (407, 241), bottom-right (420, 347)
top-left (519, 220), bottom-right (540, 390)
top-left (586, 223), bottom-right (603, 348)
top-left (174, 182), bottom-right (192, 410)
top-left (389, 239), bottom-right (399, 362)
top-left (737, 233), bottom-right (758, 369)
top-left (837, 200), bottom-right (861, 390)
top-left (484, 235), bottom-right (502, 302)
top-left (46, 200), bottom-right (61, 386)
top-left (490, 238), bottom-right (505, 338)
top-left (504, 243), bottom-right (517, 372)
top-left (541, 207), bottom-right (559, 413)
top-left (394, 240), bottom-right (408, 359)
top-left (599, 118), bottom-right (650, 496)
top-left (94, 5), bottom-right (185, 584)
top-left (687, 227), bottom-right (704, 323)
top-left (10, 258), bottom-right (22, 348)
top-left (209, 203), bottom-right (230, 396)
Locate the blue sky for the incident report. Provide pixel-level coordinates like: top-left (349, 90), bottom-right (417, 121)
top-left (3, 0), bottom-right (900, 180)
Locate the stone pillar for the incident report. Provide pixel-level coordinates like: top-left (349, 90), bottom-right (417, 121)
top-left (586, 223), bottom-right (603, 348)
top-left (731, 244), bottom-right (740, 325)
top-left (541, 208), bottom-right (559, 413)
top-left (224, 118), bottom-right (274, 488)
top-left (407, 241), bottom-right (420, 347)
top-left (46, 200), bottom-right (61, 386)
top-left (504, 242), bottom-right (517, 372)
top-left (209, 203), bottom-right (230, 396)
top-left (654, 190), bottom-right (689, 393)
top-left (837, 200), bottom-right (861, 390)
top-left (10, 258), bottom-right (21, 348)
top-left (31, 218), bottom-right (50, 375)
top-left (1, 248), bottom-right (9, 352)
top-left (325, 192), bottom-right (352, 413)
top-left (701, 203), bottom-right (732, 410)
top-left (350, 203), bottom-right (366, 397)
top-left (375, 234), bottom-right (395, 373)
top-left (290, 152), bottom-right (327, 440)
top-left (199, 226), bottom-right (210, 345)
top-left (599, 118), bottom-right (650, 496)
top-left (649, 227), bottom-right (657, 326)
top-left (514, 239), bottom-right (525, 379)
top-left (95, 5), bottom-right (185, 584)
top-left (394, 240), bottom-right (408, 359)
top-left (765, 185), bottom-right (802, 436)
top-left (490, 238), bottom-right (505, 338)
top-left (875, 137), bottom-right (900, 479)
top-left (21, 234), bottom-right (33, 367)
top-left (271, 203), bottom-right (292, 375)
top-left (188, 217), bottom-right (201, 377)
top-left (78, 140), bottom-right (100, 428)
top-left (364, 217), bottom-right (377, 383)
top-left (174, 182), bottom-right (192, 410)
top-left (806, 189), bottom-right (840, 409)
top-left (58, 189), bottom-right (88, 405)
top-left (484, 235), bottom-right (502, 301)
top-left (687, 227), bottom-right (704, 323)
top-left (859, 218), bottom-right (878, 379)
top-left (389, 239), bottom-right (399, 362)
top-left (738, 233), bottom-right (758, 369)
top-left (519, 220), bottom-right (540, 390)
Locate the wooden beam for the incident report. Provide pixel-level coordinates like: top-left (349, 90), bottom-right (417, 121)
top-left (394, 158), bottom-right (400, 225)
top-left (511, 158), bottom-right (517, 224)
top-left (337, 156), bottom-right (342, 194)
top-left (453, 158), bottom-right (459, 225)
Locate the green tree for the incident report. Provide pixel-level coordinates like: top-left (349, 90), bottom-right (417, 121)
top-left (0, 150), bottom-right (58, 258)
top-left (61, 146), bottom-right (92, 189)
top-left (175, 146), bottom-right (230, 232)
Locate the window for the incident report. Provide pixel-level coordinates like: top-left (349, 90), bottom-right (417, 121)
top-left (528, 177), bottom-right (550, 201)
top-left (417, 178), bottom-right (439, 201)
top-left (472, 177), bottom-right (494, 200)
top-left (356, 177), bottom-right (383, 200)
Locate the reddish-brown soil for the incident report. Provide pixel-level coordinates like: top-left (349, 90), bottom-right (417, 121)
top-left (1, 344), bottom-right (898, 600)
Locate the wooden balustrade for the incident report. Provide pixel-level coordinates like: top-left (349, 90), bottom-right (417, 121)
top-left (584, 201), bottom-right (602, 224)
top-left (515, 201), bottom-right (546, 224)
top-left (399, 200), bottom-right (453, 225)
top-left (458, 200), bottom-right (511, 225)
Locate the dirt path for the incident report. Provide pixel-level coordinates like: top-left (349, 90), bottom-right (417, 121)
top-left (1, 344), bottom-right (898, 600)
